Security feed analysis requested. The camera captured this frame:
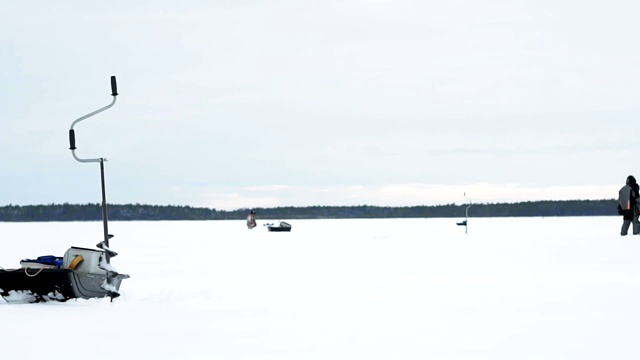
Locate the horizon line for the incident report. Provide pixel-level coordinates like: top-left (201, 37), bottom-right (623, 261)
top-left (0, 198), bottom-right (617, 212)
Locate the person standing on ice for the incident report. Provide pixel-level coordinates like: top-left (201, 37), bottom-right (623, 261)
top-left (247, 210), bottom-right (257, 229)
top-left (618, 175), bottom-right (640, 235)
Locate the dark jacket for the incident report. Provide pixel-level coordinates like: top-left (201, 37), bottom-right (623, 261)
top-left (619, 176), bottom-right (639, 220)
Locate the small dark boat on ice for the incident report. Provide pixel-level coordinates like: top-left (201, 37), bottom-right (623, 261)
top-left (0, 76), bottom-right (129, 303)
top-left (265, 221), bottom-right (292, 232)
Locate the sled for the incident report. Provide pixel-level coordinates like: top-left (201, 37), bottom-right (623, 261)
top-left (0, 247), bottom-right (129, 303)
top-left (266, 221), bottom-right (292, 232)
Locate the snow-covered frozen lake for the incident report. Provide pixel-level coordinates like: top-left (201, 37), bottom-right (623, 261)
top-left (1, 217), bottom-right (639, 359)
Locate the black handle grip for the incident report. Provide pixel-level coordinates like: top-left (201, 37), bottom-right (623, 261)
top-left (69, 129), bottom-right (76, 150)
top-left (111, 76), bottom-right (118, 96)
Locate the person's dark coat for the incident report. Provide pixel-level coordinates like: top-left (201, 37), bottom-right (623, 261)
top-left (619, 176), bottom-right (639, 220)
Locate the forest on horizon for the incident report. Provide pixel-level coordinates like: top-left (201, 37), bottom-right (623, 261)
top-left (0, 199), bottom-right (619, 221)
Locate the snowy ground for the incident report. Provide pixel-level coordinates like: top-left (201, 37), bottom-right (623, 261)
top-left (1, 217), bottom-right (639, 359)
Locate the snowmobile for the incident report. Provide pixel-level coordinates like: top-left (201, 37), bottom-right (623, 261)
top-left (0, 76), bottom-right (129, 303)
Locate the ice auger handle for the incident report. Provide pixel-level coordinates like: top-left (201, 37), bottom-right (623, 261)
top-left (69, 129), bottom-right (76, 150)
top-left (69, 76), bottom-right (118, 162)
top-left (111, 76), bottom-right (118, 96)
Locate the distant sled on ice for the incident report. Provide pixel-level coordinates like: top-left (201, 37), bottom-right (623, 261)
top-left (265, 221), bottom-right (292, 232)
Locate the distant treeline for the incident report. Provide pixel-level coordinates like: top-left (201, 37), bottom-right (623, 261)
top-left (0, 199), bottom-right (619, 222)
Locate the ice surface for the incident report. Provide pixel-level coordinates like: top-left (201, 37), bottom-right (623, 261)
top-left (0, 217), bottom-right (639, 359)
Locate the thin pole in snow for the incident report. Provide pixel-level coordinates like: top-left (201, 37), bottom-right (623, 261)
top-left (464, 192), bottom-right (472, 234)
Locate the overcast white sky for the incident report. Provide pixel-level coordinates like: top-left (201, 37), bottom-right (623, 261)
top-left (1, 0), bottom-right (639, 210)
